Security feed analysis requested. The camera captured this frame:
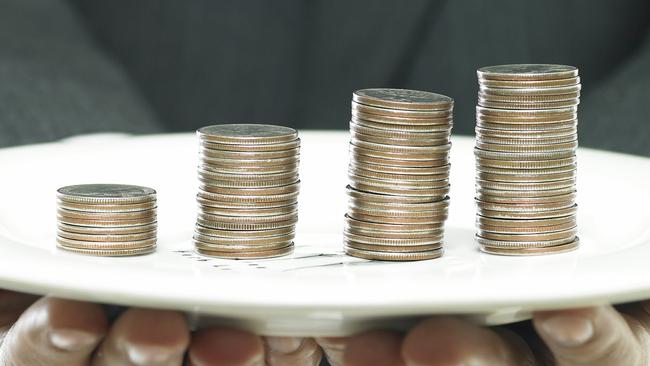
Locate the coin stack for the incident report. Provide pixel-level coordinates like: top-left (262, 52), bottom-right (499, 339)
top-left (194, 124), bottom-right (300, 259)
top-left (56, 184), bottom-right (157, 256)
top-left (344, 88), bottom-right (453, 261)
top-left (475, 64), bottom-right (580, 255)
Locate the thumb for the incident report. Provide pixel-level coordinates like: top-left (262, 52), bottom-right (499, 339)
top-left (0, 297), bottom-right (108, 366)
top-left (263, 337), bottom-right (322, 365)
top-left (533, 305), bottom-right (644, 366)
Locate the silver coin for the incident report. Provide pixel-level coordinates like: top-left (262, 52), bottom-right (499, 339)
top-left (199, 147), bottom-right (299, 160)
top-left (345, 214), bottom-right (445, 232)
top-left (56, 236), bottom-right (157, 250)
top-left (349, 166), bottom-right (449, 182)
top-left (345, 241), bottom-right (443, 253)
top-left (57, 184), bottom-right (156, 204)
top-left (199, 154), bottom-right (300, 167)
top-left (349, 161), bottom-right (450, 176)
top-left (197, 124), bottom-right (298, 145)
top-left (350, 121), bottom-right (452, 140)
top-left (196, 216), bottom-right (298, 231)
top-left (477, 204), bottom-right (577, 220)
top-left (353, 88), bottom-right (453, 110)
top-left (57, 244), bottom-right (156, 257)
top-left (478, 98), bottom-right (579, 110)
top-left (476, 127), bottom-right (577, 139)
top-left (199, 138), bottom-right (300, 152)
top-left (474, 148), bottom-right (576, 161)
top-left (479, 84), bottom-right (581, 96)
top-left (200, 162), bottom-right (300, 175)
top-left (349, 196), bottom-right (449, 211)
top-left (477, 227), bottom-right (577, 242)
top-left (479, 76), bottom-right (580, 88)
top-left (344, 246), bottom-right (443, 261)
top-left (196, 243), bottom-right (293, 259)
top-left (346, 185), bottom-right (442, 204)
top-left (344, 231), bottom-right (444, 246)
top-left (477, 64), bottom-right (578, 81)
top-left (353, 117), bottom-right (454, 133)
top-left (351, 130), bottom-right (450, 147)
top-left (345, 225), bottom-right (444, 239)
top-left (193, 241), bottom-right (293, 253)
top-left (193, 233), bottom-right (294, 247)
top-left (475, 233), bottom-right (577, 248)
top-left (351, 138), bottom-right (452, 154)
top-left (57, 229), bottom-right (156, 242)
top-left (198, 175), bottom-right (299, 189)
top-left (476, 215), bottom-right (577, 228)
top-left (196, 195), bottom-right (297, 209)
top-left (57, 200), bottom-right (157, 213)
top-left (57, 222), bottom-right (158, 235)
top-left (476, 191), bottom-right (576, 204)
top-left (478, 238), bottom-right (579, 256)
top-left (475, 199), bottom-right (576, 213)
top-left (476, 105), bottom-right (577, 117)
top-left (478, 92), bottom-right (580, 104)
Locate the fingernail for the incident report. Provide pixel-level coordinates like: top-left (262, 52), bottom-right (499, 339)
top-left (48, 329), bottom-right (101, 351)
top-left (124, 343), bottom-right (182, 365)
top-left (265, 337), bottom-right (304, 353)
top-left (540, 315), bottom-right (594, 347)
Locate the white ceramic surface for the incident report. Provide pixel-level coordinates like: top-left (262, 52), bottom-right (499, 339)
top-left (0, 132), bottom-right (648, 336)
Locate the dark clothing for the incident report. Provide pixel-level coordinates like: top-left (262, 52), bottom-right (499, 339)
top-left (1, 0), bottom-right (650, 156)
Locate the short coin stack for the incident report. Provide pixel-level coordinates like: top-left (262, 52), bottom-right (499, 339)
top-left (56, 184), bottom-right (157, 256)
top-left (194, 124), bottom-right (300, 259)
top-left (475, 64), bottom-right (580, 255)
top-left (344, 88), bottom-right (454, 261)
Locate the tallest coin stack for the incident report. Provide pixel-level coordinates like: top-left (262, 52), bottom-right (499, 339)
top-left (474, 64), bottom-right (580, 255)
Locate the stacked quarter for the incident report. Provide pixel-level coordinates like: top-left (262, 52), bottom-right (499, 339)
top-left (194, 124), bottom-right (300, 259)
top-left (56, 184), bottom-right (157, 256)
top-left (475, 64), bottom-right (580, 256)
top-left (344, 88), bottom-right (454, 261)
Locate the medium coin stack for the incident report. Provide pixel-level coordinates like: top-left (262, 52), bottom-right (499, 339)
top-left (56, 184), bottom-right (157, 256)
top-left (475, 64), bottom-right (580, 255)
top-left (194, 124), bottom-right (300, 259)
top-left (344, 88), bottom-right (454, 261)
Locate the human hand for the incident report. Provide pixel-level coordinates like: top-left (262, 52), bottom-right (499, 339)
top-left (327, 302), bottom-right (650, 365)
top-left (0, 290), bottom-right (323, 365)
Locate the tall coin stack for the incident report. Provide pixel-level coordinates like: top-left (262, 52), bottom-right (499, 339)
top-left (344, 88), bottom-right (453, 261)
top-left (194, 124), bottom-right (300, 259)
top-left (56, 184), bottom-right (157, 256)
top-left (475, 64), bottom-right (580, 255)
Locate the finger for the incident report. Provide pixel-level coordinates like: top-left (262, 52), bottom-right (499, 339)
top-left (0, 290), bottom-right (39, 339)
top-left (344, 330), bottom-right (404, 366)
top-left (188, 327), bottom-right (264, 366)
top-left (0, 297), bottom-right (107, 366)
top-left (264, 337), bottom-right (322, 366)
top-left (402, 317), bottom-right (534, 365)
top-left (92, 308), bottom-right (189, 366)
top-left (620, 300), bottom-right (650, 356)
top-left (315, 337), bottom-right (346, 366)
top-left (533, 305), bottom-right (644, 366)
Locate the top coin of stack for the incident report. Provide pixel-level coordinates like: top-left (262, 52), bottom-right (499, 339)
top-left (56, 184), bottom-right (157, 256)
top-left (194, 124), bottom-right (300, 259)
top-left (474, 64), bottom-right (580, 256)
top-left (344, 88), bottom-right (454, 261)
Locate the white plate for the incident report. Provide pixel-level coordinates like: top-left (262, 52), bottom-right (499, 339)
top-left (0, 132), bottom-right (648, 336)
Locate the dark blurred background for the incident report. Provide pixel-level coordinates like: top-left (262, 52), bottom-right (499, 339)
top-left (1, 0), bottom-right (649, 155)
